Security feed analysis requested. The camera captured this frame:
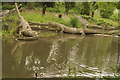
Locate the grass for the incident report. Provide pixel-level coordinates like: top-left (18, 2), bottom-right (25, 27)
top-left (81, 14), bottom-right (118, 27)
top-left (2, 10), bottom-right (83, 36)
top-left (93, 10), bottom-right (118, 27)
top-left (2, 13), bottom-right (19, 37)
top-left (20, 11), bottom-right (75, 27)
top-left (2, 9), bottom-right (119, 37)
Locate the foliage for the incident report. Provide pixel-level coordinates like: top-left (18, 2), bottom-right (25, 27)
top-left (47, 7), bottom-right (56, 12)
top-left (2, 11), bottom-right (80, 36)
top-left (89, 2), bottom-right (98, 12)
top-left (69, 17), bottom-right (79, 28)
top-left (110, 10), bottom-right (119, 21)
top-left (81, 14), bottom-right (118, 27)
top-left (75, 2), bottom-right (90, 15)
top-left (2, 2), bottom-right (119, 37)
top-left (2, 13), bottom-right (19, 36)
top-left (42, 2), bottom-right (55, 7)
top-left (95, 18), bottom-right (118, 27)
top-left (112, 65), bottom-right (120, 74)
top-left (81, 2), bottom-right (90, 15)
top-left (47, 4), bottom-right (65, 13)
top-left (69, 8), bottom-right (79, 14)
top-left (20, 11), bottom-right (71, 27)
top-left (34, 2), bottom-right (42, 8)
top-left (65, 2), bottom-right (75, 15)
top-left (2, 3), bottom-right (14, 10)
top-left (81, 15), bottom-right (94, 21)
top-left (54, 2), bottom-right (65, 13)
top-left (97, 2), bottom-right (116, 18)
top-left (2, 2), bottom-right (118, 19)
top-left (26, 2), bottom-right (35, 9)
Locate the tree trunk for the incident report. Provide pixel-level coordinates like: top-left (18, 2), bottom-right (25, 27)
top-left (65, 2), bottom-right (69, 15)
top-left (42, 5), bottom-right (47, 15)
top-left (91, 12), bottom-right (94, 17)
top-left (14, 3), bottom-right (38, 39)
top-left (29, 21), bottom-right (119, 36)
top-left (65, 7), bottom-right (69, 15)
top-left (82, 2), bottom-right (90, 16)
top-left (91, 2), bottom-right (96, 18)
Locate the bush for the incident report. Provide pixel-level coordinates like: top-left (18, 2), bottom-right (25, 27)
top-left (110, 11), bottom-right (119, 21)
top-left (54, 2), bottom-right (65, 13)
top-left (75, 2), bottom-right (90, 15)
top-left (98, 3), bottom-right (115, 18)
top-left (81, 15), bottom-right (94, 22)
top-left (100, 10), bottom-right (114, 18)
top-left (26, 2), bottom-right (35, 9)
top-left (47, 8), bottom-right (56, 12)
top-left (70, 17), bottom-right (79, 28)
top-left (2, 3), bottom-right (14, 10)
top-left (69, 8), bottom-right (79, 14)
top-left (81, 14), bottom-right (118, 27)
top-left (95, 18), bottom-right (118, 27)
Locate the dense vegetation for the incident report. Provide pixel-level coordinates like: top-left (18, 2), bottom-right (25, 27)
top-left (2, 2), bottom-right (119, 37)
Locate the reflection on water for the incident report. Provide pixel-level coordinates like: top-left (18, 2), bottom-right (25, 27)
top-left (2, 34), bottom-right (119, 78)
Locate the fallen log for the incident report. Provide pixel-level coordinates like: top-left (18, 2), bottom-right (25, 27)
top-left (14, 3), bottom-right (38, 39)
top-left (29, 21), bottom-right (119, 36)
top-left (88, 25), bottom-right (119, 30)
top-left (29, 21), bottom-right (49, 26)
top-left (29, 22), bottom-right (107, 34)
top-left (108, 30), bottom-right (120, 35)
top-left (29, 21), bottom-right (85, 34)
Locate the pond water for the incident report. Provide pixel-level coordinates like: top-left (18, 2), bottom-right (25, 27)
top-left (2, 33), bottom-right (120, 78)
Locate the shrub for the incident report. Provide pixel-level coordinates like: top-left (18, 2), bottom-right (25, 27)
top-left (110, 11), bottom-right (119, 21)
top-left (100, 10), bottom-right (114, 18)
top-left (26, 2), bottom-right (35, 9)
top-left (98, 2), bottom-right (116, 18)
top-left (2, 3), bottom-right (14, 10)
top-left (81, 15), bottom-right (95, 22)
top-left (54, 2), bottom-right (65, 13)
top-left (47, 8), bottom-right (56, 12)
top-left (70, 17), bottom-right (79, 28)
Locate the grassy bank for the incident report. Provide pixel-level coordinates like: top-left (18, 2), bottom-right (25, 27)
top-left (2, 9), bottom-right (119, 37)
top-left (2, 10), bottom-right (82, 37)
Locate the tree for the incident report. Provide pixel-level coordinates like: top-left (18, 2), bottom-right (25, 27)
top-left (54, 2), bottom-right (65, 13)
top-left (97, 2), bottom-right (116, 18)
top-left (41, 2), bottom-right (55, 15)
top-left (75, 2), bottom-right (90, 16)
top-left (90, 2), bottom-right (98, 17)
top-left (26, 2), bottom-right (35, 9)
top-left (82, 2), bottom-right (90, 15)
top-left (65, 2), bottom-right (75, 15)
top-left (42, 5), bottom-right (47, 15)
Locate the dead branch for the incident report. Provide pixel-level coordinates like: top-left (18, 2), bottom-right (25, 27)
top-left (14, 3), bottom-right (38, 39)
